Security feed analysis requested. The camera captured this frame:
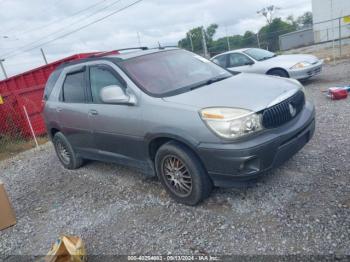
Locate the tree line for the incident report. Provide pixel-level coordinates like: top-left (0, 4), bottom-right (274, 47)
top-left (178, 12), bottom-right (313, 55)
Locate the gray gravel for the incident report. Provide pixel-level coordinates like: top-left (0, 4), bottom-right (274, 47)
top-left (0, 60), bottom-right (350, 257)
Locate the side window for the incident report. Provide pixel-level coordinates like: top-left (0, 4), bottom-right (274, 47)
top-left (62, 71), bottom-right (86, 103)
top-left (228, 53), bottom-right (253, 67)
top-left (212, 55), bottom-right (227, 68)
top-left (90, 66), bottom-right (124, 104)
top-left (44, 69), bottom-right (62, 100)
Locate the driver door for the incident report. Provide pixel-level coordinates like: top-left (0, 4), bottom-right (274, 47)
top-left (227, 53), bottom-right (256, 73)
top-left (87, 64), bottom-right (144, 164)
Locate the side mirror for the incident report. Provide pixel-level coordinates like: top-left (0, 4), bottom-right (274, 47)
top-left (245, 61), bottom-right (254, 66)
top-left (100, 85), bottom-right (135, 105)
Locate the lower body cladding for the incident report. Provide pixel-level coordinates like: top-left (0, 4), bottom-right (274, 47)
top-left (289, 61), bottom-right (323, 80)
top-left (197, 102), bottom-right (315, 187)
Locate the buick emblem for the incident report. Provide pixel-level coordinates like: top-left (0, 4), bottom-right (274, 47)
top-left (289, 103), bottom-right (296, 117)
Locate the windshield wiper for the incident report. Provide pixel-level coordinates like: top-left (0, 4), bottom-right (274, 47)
top-left (190, 75), bottom-right (231, 90)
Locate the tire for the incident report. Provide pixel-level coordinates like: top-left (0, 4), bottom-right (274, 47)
top-left (155, 141), bottom-right (213, 206)
top-left (267, 69), bottom-right (289, 78)
top-left (53, 132), bottom-right (84, 170)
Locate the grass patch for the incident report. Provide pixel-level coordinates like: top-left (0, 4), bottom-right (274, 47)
top-left (0, 136), bottom-right (48, 161)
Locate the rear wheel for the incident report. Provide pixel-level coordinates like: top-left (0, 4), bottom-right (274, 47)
top-left (155, 141), bottom-right (213, 206)
top-left (53, 132), bottom-right (83, 170)
top-left (267, 69), bottom-right (289, 78)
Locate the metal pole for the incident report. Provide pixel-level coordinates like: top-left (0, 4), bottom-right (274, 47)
top-left (188, 33), bottom-right (194, 52)
top-left (339, 17), bottom-right (342, 57)
top-left (0, 59), bottom-right (8, 79)
top-left (23, 105), bottom-right (39, 148)
top-left (225, 26), bottom-right (231, 51)
top-left (137, 32), bottom-right (142, 47)
top-left (40, 48), bottom-right (48, 65)
top-left (257, 32), bottom-right (261, 48)
top-left (201, 27), bottom-right (209, 58)
top-left (331, 0), bottom-right (336, 64)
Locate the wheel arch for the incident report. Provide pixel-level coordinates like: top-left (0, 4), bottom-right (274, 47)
top-left (266, 67), bottom-right (290, 77)
top-left (147, 133), bottom-right (199, 162)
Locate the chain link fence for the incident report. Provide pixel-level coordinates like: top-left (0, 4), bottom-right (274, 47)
top-left (0, 87), bottom-right (47, 161)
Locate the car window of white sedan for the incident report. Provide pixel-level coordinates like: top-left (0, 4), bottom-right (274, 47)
top-left (212, 55), bottom-right (227, 68)
top-left (228, 53), bottom-right (253, 67)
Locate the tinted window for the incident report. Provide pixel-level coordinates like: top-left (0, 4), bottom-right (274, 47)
top-left (44, 69), bottom-right (62, 100)
top-left (119, 50), bottom-right (231, 97)
top-left (62, 71), bottom-right (85, 103)
top-left (228, 53), bottom-right (253, 67)
top-left (212, 55), bottom-right (227, 67)
top-left (90, 66), bottom-right (123, 103)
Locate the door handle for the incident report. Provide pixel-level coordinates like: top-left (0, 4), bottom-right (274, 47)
top-left (56, 107), bottom-right (63, 113)
top-left (89, 109), bottom-right (99, 116)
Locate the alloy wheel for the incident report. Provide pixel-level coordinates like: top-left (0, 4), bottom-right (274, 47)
top-left (161, 155), bottom-right (193, 197)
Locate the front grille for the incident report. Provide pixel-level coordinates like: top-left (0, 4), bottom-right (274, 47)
top-left (307, 66), bottom-right (321, 76)
top-left (262, 90), bottom-right (305, 129)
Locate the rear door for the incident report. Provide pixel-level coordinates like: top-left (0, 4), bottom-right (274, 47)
top-left (56, 66), bottom-right (95, 152)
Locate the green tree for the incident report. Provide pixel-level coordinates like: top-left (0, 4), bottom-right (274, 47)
top-left (242, 31), bottom-right (257, 47)
top-left (297, 12), bottom-right (313, 28)
top-left (258, 18), bottom-right (296, 51)
top-left (178, 24), bottom-right (218, 54)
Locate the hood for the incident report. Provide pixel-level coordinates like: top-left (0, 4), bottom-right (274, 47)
top-left (262, 54), bottom-right (319, 68)
top-left (163, 73), bottom-right (302, 112)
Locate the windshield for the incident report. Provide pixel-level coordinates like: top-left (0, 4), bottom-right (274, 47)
top-left (243, 48), bottom-right (276, 61)
top-left (119, 50), bottom-right (232, 97)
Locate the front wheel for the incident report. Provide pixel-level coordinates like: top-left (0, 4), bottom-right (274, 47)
top-left (155, 141), bottom-right (213, 206)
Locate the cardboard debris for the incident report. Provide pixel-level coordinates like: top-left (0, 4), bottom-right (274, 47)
top-left (45, 235), bottom-right (86, 262)
top-left (0, 182), bottom-right (16, 231)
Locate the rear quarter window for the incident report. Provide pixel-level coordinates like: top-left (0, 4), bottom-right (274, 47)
top-left (43, 69), bottom-right (62, 100)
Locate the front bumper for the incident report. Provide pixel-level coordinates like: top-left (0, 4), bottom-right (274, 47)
top-left (288, 60), bottom-right (323, 80)
top-left (196, 102), bottom-right (315, 187)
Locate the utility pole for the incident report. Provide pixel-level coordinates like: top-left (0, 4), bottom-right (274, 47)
top-left (225, 26), bottom-right (231, 51)
top-left (201, 27), bottom-right (209, 58)
top-left (187, 32), bottom-right (194, 52)
top-left (137, 32), bottom-right (142, 47)
top-left (40, 48), bottom-right (48, 65)
top-left (256, 32), bottom-right (261, 48)
top-left (0, 59), bottom-right (8, 79)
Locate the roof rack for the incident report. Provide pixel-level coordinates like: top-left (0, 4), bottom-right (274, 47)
top-left (157, 45), bottom-right (178, 50)
top-left (89, 47), bottom-right (149, 58)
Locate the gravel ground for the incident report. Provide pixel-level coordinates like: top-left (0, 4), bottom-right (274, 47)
top-left (0, 60), bottom-right (350, 258)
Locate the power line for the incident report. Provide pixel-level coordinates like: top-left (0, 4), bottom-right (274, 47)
top-left (1, 0), bottom-right (124, 58)
top-left (3, 0), bottom-right (144, 60)
top-left (12, 0), bottom-right (109, 38)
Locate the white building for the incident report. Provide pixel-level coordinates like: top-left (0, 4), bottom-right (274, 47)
top-left (312, 0), bottom-right (350, 43)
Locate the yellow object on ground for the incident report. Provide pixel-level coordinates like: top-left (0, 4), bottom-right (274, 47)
top-left (0, 95), bottom-right (4, 105)
top-left (45, 235), bottom-right (86, 262)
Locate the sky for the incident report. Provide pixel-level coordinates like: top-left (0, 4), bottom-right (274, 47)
top-left (0, 0), bottom-right (311, 79)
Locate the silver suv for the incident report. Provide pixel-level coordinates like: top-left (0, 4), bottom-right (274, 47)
top-left (43, 48), bottom-right (315, 205)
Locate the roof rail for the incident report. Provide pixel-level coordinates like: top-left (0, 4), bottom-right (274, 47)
top-left (89, 47), bottom-right (149, 58)
top-left (157, 45), bottom-right (178, 50)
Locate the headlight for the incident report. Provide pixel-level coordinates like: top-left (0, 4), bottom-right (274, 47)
top-left (200, 108), bottom-right (263, 139)
top-left (290, 61), bottom-right (311, 69)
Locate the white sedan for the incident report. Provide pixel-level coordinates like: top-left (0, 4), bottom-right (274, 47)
top-left (211, 48), bottom-right (323, 80)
